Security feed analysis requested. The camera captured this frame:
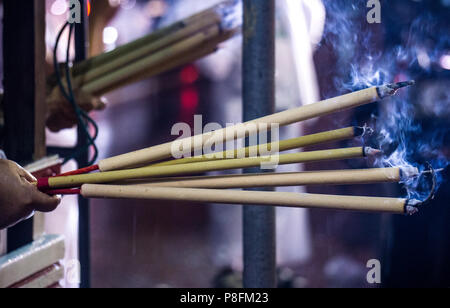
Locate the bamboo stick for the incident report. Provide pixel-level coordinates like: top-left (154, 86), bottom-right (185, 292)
top-left (74, 11), bottom-right (222, 87)
top-left (37, 147), bottom-right (375, 189)
top-left (81, 25), bottom-right (221, 95)
top-left (81, 184), bottom-right (411, 214)
top-left (98, 81), bottom-right (414, 172)
top-left (154, 126), bottom-right (363, 167)
top-left (120, 168), bottom-right (406, 188)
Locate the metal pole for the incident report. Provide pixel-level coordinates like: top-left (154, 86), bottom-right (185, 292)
top-left (242, 0), bottom-right (277, 288)
top-left (74, 0), bottom-right (91, 288)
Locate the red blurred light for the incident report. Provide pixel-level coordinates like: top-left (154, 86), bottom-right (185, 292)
top-left (180, 65), bottom-right (199, 84)
top-left (180, 87), bottom-right (199, 110)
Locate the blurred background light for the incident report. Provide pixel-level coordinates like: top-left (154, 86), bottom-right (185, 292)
top-left (416, 49), bottom-right (431, 69)
top-left (103, 26), bottom-right (119, 45)
top-left (109, 0), bottom-right (137, 9)
top-left (87, 0), bottom-right (91, 16)
top-left (440, 54), bottom-right (450, 70)
top-left (109, 0), bottom-right (122, 8)
top-left (50, 0), bottom-right (68, 16)
top-left (180, 65), bottom-right (199, 85)
top-left (120, 0), bottom-right (137, 10)
top-left (180, 87), bottom-right (199, 110)
top-left (146, 0), bottom-right (168, 18)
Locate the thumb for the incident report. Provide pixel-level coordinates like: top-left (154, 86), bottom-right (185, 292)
top-left (30, 188), bottom-right (61, 212)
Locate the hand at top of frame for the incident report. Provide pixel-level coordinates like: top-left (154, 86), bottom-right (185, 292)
top-left (0, 159), bottom-right (61, 230)
top-left (46, 85), bottom-right (106, 132)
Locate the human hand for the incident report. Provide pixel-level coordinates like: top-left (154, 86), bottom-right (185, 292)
top-left (0, 159), bottom-right (61, 229)
top-left (46, 86), bottom-right (106, 132)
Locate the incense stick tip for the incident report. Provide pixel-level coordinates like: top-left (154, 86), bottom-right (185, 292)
top-left (400, 166), bottom-right (420, 179)
top-left (364, 147), bottom-right (382, 156)
top-left (356, 125), bottom-right (374, 138)
top-left (377, 80), bottom-right (415, 98)
top-left (354, 126), bottom-right (365, 137)
top-left (405, 199), bottom-right (422, 215)
top-left (405, 204), bottom-right (420, 216)
top-left (394, 80), bottom-right (416, 89)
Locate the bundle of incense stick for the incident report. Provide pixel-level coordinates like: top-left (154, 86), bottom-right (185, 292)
top-left (46, 81), bottom-right (413, 174)
top-left (96, 81), bottom-right (415, 172)
top-left (37, 81), bottom-right (423, 214)
top-left (48, 0), bottom-right (240, 97)
top-left (45, 166), bottom-right (422, 215)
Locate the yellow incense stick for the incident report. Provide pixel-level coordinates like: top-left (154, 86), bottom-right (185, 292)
top-left (119, 167), bottom-right (406, 188)
top-left (153, 126), bottom-right (363, 167)
top-left (39, 147), bottom-right (375, 189)
top-left (81, 184), bottom-right (411, 215)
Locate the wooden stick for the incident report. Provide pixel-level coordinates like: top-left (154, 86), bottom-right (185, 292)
top-left (97, 82), bottom-right (414, 171)
top-left (81, 184), bottom-right (411, 214)
top-left (120, 168), bottom-right (406, 188)
top-left (74, 11), bottom-right (222, 87)
top-left (37, 147), bottom-right (374, 189)
top-left (81, 25), bottom-right (221, 95)
top-left (154, 126), bottom-right (363, 167)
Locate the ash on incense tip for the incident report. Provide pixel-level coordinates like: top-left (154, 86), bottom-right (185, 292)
top-left (377, 80), bottom-right (416, 98)
top-left (364, 147), bottom-right (383, 156)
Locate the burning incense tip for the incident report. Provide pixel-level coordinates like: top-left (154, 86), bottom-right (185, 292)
top-left (393, 80), bottom-right (416, 89)
top-left (422, 168), bottom-right (445, 174)
top-left (364, 147), bottom-right (382, 156)
top-left (358, 125), bottom-right (375, 138)
top-left (377, 80), bottom-right (416, 98)
top-left (406, 204), bottom-right (420, 216)
top-left (400, 166), bottom-right (420, 180)
top-left (405, 199), bottom-right (422, 216)
top-left (354, 126), bottom-right (366, 137)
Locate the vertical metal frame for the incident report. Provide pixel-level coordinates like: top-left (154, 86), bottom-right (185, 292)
top-left (242, 0), bottom-right (277, 288)
top-left (73, 0), bottom-right (91, 288)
